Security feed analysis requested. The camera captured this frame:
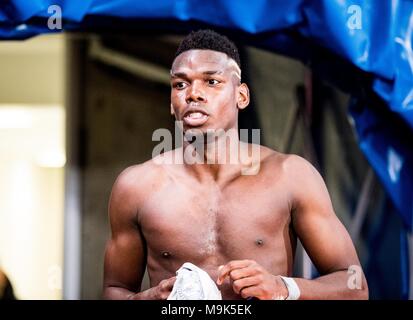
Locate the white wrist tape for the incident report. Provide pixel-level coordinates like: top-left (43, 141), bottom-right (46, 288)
top-left (280, 276), bottom-right (301, 300)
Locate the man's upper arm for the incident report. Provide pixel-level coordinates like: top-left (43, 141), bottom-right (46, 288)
top-left (287, 155), bottom-right (361, 275)
top-left (103, 166), bottom-right (147, 293)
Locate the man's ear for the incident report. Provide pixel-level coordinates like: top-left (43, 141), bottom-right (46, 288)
top-left (170, 103), bottom-right (175, 116)
top-left (237, 83), bottom-right (250, 110)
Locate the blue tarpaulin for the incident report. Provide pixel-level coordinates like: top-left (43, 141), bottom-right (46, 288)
top-left (0, 0), bottom-right (412, 231)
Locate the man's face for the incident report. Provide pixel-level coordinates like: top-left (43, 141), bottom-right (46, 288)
top-left (170, 49), bottom-right (249, 135)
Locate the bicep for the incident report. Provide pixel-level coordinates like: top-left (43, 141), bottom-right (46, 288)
top-left (103, 170), bottom-right (147, 292)
top-left (104, 229), bottom-right (146, 292)
top-left (289, 157), bottom-right (360, 275)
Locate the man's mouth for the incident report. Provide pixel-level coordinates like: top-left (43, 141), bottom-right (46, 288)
top-left (183, 111), bottom-right (209, 127)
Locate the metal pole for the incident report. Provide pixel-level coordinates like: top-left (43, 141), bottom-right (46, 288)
top-left (350, 169), bottom-right (374, 242)
top-left (63, 34), bottom-right (86, 300)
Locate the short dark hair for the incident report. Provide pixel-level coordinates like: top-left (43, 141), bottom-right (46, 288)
top-left (175, 29), bottom-right (241, 68)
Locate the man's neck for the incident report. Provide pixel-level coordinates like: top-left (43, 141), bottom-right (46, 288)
top-left (180, 129), bottom-right (255, 183)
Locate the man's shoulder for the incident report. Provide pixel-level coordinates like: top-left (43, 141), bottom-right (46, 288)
top-left (262, 149), bottom-right (327, 201)
top-left (112, 157), bottom-right (169, 196)
top-left (258, 145), bottom-right (315, 175)
top-left (258, 148), bottom-right (325, 205)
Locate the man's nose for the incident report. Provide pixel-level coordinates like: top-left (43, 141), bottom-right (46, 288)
top-left (186, 81), bottom-right (206, 103)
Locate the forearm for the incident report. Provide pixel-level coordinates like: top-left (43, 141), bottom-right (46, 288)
top-left (103, 286), bottom-right (154, 300)
top-left (291, 270), bottom-right (368, 300)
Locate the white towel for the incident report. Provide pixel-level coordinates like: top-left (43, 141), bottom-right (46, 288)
top-left (167, 262), bottom-right (222, 300)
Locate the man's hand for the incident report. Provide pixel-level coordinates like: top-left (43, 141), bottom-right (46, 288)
top-left (216, 260), bottom-right (288, 300)
top-left (129, 276), bottom-right (176, 300)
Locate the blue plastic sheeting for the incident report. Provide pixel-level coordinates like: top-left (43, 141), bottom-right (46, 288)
top-left (0, 0), bottom-right (412, 230)
top-left (350, 96), bottom-right (413, 231)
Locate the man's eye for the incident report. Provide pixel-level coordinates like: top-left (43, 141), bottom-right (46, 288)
top-left (175, 82), bottom-right (187, 89)
top-left (207, 79), bottom-right (220, 86)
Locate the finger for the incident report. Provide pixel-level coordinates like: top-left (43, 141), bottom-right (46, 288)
top-left (239, 285), bottom-right (263, 299)
top-left (160, 292), bottom-right (170, 300)
top-left (229, 266), bottom-right (259, 281)
top-left (165, 276), bottom-right (176, 290)
top-left (217, 260), bottom-right (253, 285)
top-left (232, 276), bottom-right (261, 295)
top-left (160, 276), bottom-right (176, 291)
top-left (218, 260), bottom-right (254, 283)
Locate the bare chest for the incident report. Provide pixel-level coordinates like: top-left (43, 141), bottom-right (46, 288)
top-left (139, 175), bottom-right (292, 267)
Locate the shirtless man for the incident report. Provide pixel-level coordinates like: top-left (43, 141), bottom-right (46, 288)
top-left (103, 29), bottom-right (368, 300)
